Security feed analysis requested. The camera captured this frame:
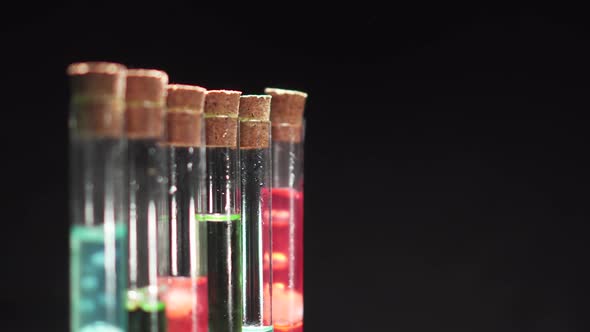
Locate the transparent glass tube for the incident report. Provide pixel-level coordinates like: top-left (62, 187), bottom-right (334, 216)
top-left (203, 90), bottom-right (243, 332)
top-left (127, 137), bottom-right (168, 332)
top-left (125, 69), bottom-right (169, 332)
top-left (271, 124), bottom-right (304, 332)
top-left (68, 62), bottom-right (128, 332)
top-left (162, 145), bottom-right (208, 332)
top-left (204, 146), bottom-right (242, 332)
top-left (160, 84), bottom-right (208, 332)
top-left (241, 122), bottom-right (273, 331)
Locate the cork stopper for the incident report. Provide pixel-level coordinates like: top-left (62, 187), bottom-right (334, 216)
top-left (204, 90), bottom-right (242, 116)
top-left (239, 95), bottom-right (271, 149)
top-left (68, 62), bottom-right (127, 98)
top-left (125, 69), bottom-right (168, 139)
top-left (166, 84), bottom-right (207, 147)
top-left (204, 90), bottom-right (242, 147)
top-left (67, 61), bottom-right (127, 137)
top-left (167, 84), bottom-right (207, 110)
top-left (264, 87), bottom-right (308, 142)
top-left (239, 95), bottom-right (271, 121)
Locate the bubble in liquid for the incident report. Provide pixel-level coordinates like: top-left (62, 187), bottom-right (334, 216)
top-left (271, 209), bottom-right (290, 226)
top-left (169, 185), bottom-right (177, 194)
top-left (264, 252), bottom-right (288, 270)
top-left (81, 276), bottom-right (98, 290)
top-left (91, 251), bottom-right (105, 266)
top-left (79, 299), bottom-right (96, 312)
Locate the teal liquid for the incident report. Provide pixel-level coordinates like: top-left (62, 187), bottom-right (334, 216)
top-left (70, 224), bottom-right (128, 332)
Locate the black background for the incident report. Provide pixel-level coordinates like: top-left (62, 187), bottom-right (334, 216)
top-left (1, 1), bottom-right (589, 331)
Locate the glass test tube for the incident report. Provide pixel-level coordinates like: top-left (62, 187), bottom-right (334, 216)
top-left (239, 95), bottom-right (274, 332)
top-left (160, 84), bottom-right (209, 332)
top-left (125, 69), bottom-right (169, 332)
top-left (264, 88), bottom-right (307, 332)
top-left (68, 62), bottom-right (129, 332)
top-left (203, 90), bottom-right (243, 332)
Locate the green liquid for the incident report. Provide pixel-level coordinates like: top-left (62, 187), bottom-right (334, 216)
top-left (127, 287), bottom-right (167, 332)
top-left (196, 213), bottom-right (241, 221)
top-left (201, 213), bottom-right (243, 332)
top-left (70, 224), bottom-right (128, 332)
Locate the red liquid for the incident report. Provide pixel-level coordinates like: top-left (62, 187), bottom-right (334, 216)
top-left (264, 187), bottom-right (304, 332)
top-left (159, 276), bottom-right (208, 332)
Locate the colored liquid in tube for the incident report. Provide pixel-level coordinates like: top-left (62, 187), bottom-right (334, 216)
top-left (204, 148), bottom-right (242, 332)
top-left (68, 62), bottom-right (129, 332)
top-left (70, 224), bottom-right (128, 332)
top-left (124, 70), bottom-right (170, 332)
top-left (265, 88), bottom-right (307, 332)
top-left (162, 145), bottom-right (209, 332)
top-left (159, 276), bottom-right (208, 332)
top-left (127, 288), bottom-right (167, 332)
top-left (162, 84), bottom-right (210, 332)
top-left (265, 188), bottom-right (304, 332)
top-left (203, 90), bottom-right (243, 332)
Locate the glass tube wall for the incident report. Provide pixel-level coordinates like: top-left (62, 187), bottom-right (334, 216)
top-left (125, 69), bottom-right (169, 332)
top-left (239, 95), bottom-right (273, 332)
top-left (160, 84), bottom-right (208, 332)
top-left (68, 62), bottom-right (129, 332)
top-left (265, 88), bottom-right (307, 332)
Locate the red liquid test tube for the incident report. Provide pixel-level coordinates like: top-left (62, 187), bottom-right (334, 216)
top-left (265, 88), bottom-right (308, 332)
top-left (160, 84), bottom-right (209, 332)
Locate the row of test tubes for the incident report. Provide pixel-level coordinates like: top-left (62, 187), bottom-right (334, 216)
top-left (67, 62), bottom-right (306, 332)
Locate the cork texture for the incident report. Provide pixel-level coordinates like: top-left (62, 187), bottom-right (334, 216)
top-left (68, 62), bottom-right (127, 98)
top-left (166, 84), bottom-right (207, 147)
top-left (240, 122), bottom-right (270, 149)
top-left (126, 69), bottom-right (168, 102)
top-left (205, 117), bottom-right (238, 147)
top-left (239, 95), bottom-right (271, 149)
top-left (167, 84), bottom-right (207, 110)
top-left (72, 101), bottom-right (125, 138)
top-left (125, 69), bottom-right (168, 139)
top-left (204, 90), bottom-right (242, 117)
top-left (166, 112), bottom-right (204, 147)
top-left (265, 87), bottom-right (307, 143)
top-left (238, 95), bottom-right (271, 121)
top-left (67, 61), bottom-right (127, 137)
top-left (204, 90), bottom-right (241, 147)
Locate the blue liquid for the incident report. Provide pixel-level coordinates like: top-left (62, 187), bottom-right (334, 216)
top-left (70, 224), bottom-right (128, 332)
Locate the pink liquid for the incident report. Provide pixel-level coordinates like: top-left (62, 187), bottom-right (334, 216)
top-left (159, 276), bottom-right (208, 332)
top-left (264, 187), bottom-right (304, 332)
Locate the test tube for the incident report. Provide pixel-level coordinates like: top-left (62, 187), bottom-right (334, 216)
top-left (239, 95), bottom-right (274, 332)
top-left (125, 69), bottom-right (169, 332)
top-left (203, 90), bottom-right (243, 332)
top-left (264, 88), bottom-right (308, 332)
top-left (68, 62), bottom-right (128, 332)
top-left (160, 84), bottom-right (209, 332)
